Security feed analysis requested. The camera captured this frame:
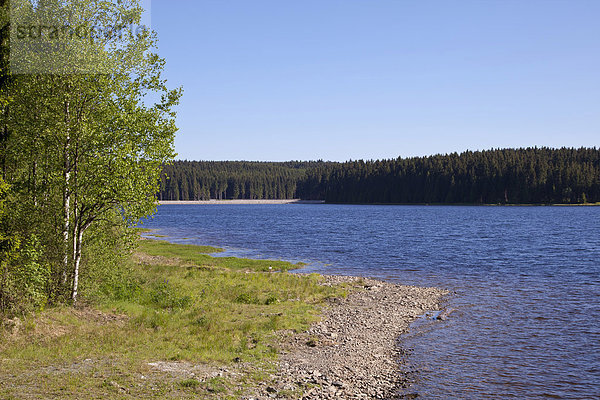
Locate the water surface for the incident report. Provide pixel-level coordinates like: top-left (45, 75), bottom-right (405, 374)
top-left (142, 204), bottom-right (600, 399)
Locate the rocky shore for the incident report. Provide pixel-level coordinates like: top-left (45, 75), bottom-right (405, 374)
top-left (251, 275), bottom-right (448, 399)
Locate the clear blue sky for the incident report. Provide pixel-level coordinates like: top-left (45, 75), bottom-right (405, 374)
top-left (151, 0), bottom-right (599, 161)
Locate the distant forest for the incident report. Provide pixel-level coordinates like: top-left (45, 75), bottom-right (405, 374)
top-left (159, 161), bottom-right (334, 200)
top-left (159, 148), bottom-right (600, 204)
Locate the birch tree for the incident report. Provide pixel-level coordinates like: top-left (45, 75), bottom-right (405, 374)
top-left (3, 0), bottom-right (180, 303)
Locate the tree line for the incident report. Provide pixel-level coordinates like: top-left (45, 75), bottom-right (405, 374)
top-left (159, 161), bottom-right (333, 200)
top-left (161, 148), bottom-right (600, 204)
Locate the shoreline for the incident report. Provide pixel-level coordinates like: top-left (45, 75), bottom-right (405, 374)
top-left (250, 275), bottom-right (447, 399)
top-left (158, 199), bottom-right (325, 205)
top-left (139, 236), bottom-right (449, 398)
top-left (0, 235), bottom-right (447, 399)
top-left (158, 199), bottom-right (600, 206)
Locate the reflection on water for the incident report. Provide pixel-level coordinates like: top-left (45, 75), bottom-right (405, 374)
top-left (143, 204), bottom-right (600, 399)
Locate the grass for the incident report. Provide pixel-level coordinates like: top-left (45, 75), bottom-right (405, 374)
top-left (0, 235), bottom-right (346, 399)
top-left (136, 239), bottom-right (304, 272)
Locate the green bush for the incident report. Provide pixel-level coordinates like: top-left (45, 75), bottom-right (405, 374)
top-left (1, 179), bottom-right (51, 314)
top-left (0, 234), bottom-right (50, 314)
top-left (12, 235), bottom-right (50, 309)
top-left (79, 214), bottom-right (140, 302)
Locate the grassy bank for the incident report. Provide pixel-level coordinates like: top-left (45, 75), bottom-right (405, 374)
top-left (0, 235), bottom-right (346, 399)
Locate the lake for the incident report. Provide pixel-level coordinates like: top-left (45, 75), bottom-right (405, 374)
top-left (142, 204), bottom-right (600, 399)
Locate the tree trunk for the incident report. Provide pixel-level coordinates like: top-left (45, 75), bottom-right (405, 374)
top-left (71, 226), bottom-right (84, 303)
top-left (62, 103), bottom-right (71, 288)
top-left (72, 147), bottom-right (79, 275)
top-left (0, 262), bottom-right (7, 310)
top-left (62, 157), bottom-right (70, 286)
top-left (72, 221), bottom-right (78, 278)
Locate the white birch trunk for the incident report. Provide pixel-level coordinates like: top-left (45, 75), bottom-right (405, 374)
top-left (71, 226), bottom-right (84, 303)
top-left (62, 143), bottom-right (70, 285)
top-left (62, 101), bottom-right (71, 287)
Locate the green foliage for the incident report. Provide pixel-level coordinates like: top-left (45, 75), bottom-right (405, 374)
top-left (1, 0), bottom-right (181, 307)
top-left (10, 235), bottom-right (50, 310)
top-left (235, 292), bottom-right (259, 305)
top-left (160, 148), bottom-right (600, 204)
top-left (300, 147), bottom-right (600, 204)
top-left (265, 294), bottom-right (279, 305)
top-left (1, 180), bottom-right (50, 313)
top-left (205, 377), bottom-right (228, 393)
top-left (0, 178), bottom-right (12, 255)
top-left (78, 214), bottom-right (140, 302)
top-left (0, 234), bottom-right (50, 314)
top-left (159, 160), bottom-right (334, 200)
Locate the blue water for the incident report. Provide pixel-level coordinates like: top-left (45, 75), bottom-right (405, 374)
top-left (142, 204), bottom-right (600, 399)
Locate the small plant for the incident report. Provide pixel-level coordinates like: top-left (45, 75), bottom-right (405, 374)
top-left (179, 378), bottom-right (200, 388)
top-left (265, 294), bottom-right (278, 305)
top-left (235, 292), bottom-right (258, 304)
top-left (194, 315), bottom-right (208, 327)
top-left (205, 377), bottom-right (227, 393)
top-left (145, 310), bottom-right (168, 330)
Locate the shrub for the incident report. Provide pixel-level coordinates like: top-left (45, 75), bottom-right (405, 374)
top-left (79, 214), bottom-right (140, 302)
top-left (0, 233), bottom-right (50, 314)
top-left (265, 294), bottom-right (278, 305)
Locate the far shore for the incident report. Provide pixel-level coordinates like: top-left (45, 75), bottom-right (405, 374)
top-left (159, 199), bottom-right (599, 206)
top-left (159, 199), bottom-right (325, 205)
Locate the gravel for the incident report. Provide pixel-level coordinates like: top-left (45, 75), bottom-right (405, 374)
top-left (250, 275), bottom-right (448, 399)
